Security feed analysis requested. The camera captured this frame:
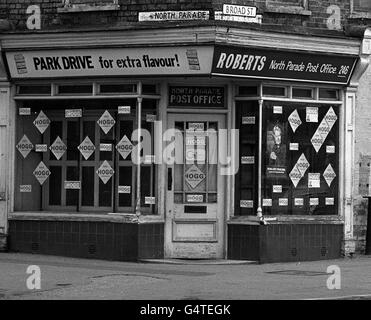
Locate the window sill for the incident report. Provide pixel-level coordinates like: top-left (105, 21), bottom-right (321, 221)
top-left (57, 4), bottom-right (120, 13)
top-left (265, 5), bottom-right (311, 16)
top-left (9, 211), bottom-right (163, 224)
top-left (349, 12), bottom-right (371, 19)
top-left (228, 215), bottom-right (344, 224)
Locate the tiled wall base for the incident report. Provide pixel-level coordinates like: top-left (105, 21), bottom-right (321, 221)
top-left (228, 223), bottom-right (343, 263)
top-left (8, 220), bottom-right (164, 261)
top-left (0, 234), bottom-right (7, 251)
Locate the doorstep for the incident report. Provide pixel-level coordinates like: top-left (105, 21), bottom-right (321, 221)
top-left (139, 259), bottom-right (258, 265)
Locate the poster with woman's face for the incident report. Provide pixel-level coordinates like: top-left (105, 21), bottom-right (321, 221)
top-left (266, 122), bottom-right (287, 177)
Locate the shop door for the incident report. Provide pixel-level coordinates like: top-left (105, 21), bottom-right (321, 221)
top-left (165, 114), bottom-right (226, 259)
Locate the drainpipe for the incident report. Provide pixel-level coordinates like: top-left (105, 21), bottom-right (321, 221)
top-left (135, 82), bottom-right (143, 217)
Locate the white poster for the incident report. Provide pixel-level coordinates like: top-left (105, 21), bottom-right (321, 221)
top-left (310, 198), bottom-right (319, 206)
top-left (288, 109), bottom-right (302, 133)
top-left (279, 198), bottom-right (288, 206)
top-left (311, 107), bottom-right (337, 153)
top-left (289, 153), bottom-right (310, 187)
top-left (185, 165), bottom-right (205, 189)
top-left (50, 136), bottom-right (66, 160)
top-left (118, 186), bottom-right (131, 194)
top-left (16, 134), bottom-right (34, 159)
top-left (306, 107), bottom-right (318, 123)
top-left (294, 198), bottom-right (304, 206)
top-left (20, 185), bottom-right (32, 193)
top-left (240, 200), bottom-right (254, 208)
top-left (78, 136), bottom-right (96, 160)
top-left (308, 173), bottom-right (321, 188)
top-left (145, 196), bottom-right (156, 204)
top-left (325, 197), bottom-right (335, 205)
top-left (323, 164), bottom-right (336, 187)
top-left (97, 110), bottom-right (115, 134)
top-left (65, 109), bottom-right (82, 118)
top-left (96, 160), bottom-right (114, 184)
top-left (116, 135), bottom-right (133, 160)
top-left (262, 199), bottom-right (272, 207)
top-left (289, 143), bottom-right (299, 151)
top-left (33, 161), bottom-right (51, 185)
top-left (33, 111), bottom-right (50, 134)
top-left (273, 185), bottom-right (282, 193)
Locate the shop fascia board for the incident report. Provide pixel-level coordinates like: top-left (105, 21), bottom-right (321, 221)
top-left (0, 26), bottom-right (361, 57)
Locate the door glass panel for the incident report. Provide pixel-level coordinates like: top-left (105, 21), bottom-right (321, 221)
top-left (81, 166), bottom-right (94, 206)
top-left (49, 166), bottom-right (62, 205)
top-left (99, 178), bottom-right (112, 207)
top-left (99, 122), bottom-right (114, 161)
top-left (118, 166), bottom-right (132, 207)
top-left (67, 121), bottom-right (79, 161)
top-left (174, 120), bottom-right (218, 204)
top-left (66, 166), bottom-right (79, 206)
top-left (50, 121), bottom-right (63, 160)
top-left (83, 121), bottom-right (95, 161)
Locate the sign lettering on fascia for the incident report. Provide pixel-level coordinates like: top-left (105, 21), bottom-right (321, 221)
top-left (212, 45), bottom-right (358, 84)
top-left (222, 4), bottom-right (257, 17)
top-left (138, 11), bottom-right (210, 22)
top-left (6, 46), bottom-right (214, 79)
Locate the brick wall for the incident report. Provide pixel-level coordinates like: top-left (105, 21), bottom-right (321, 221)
top-left (353, 64), bottom-right (371, 254)
top-left (0, 0), bottom-right (355, 35)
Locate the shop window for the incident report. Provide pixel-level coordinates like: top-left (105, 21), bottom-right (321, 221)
top-left (14, 99), bottom-right (157, 214)
top-left (99, 84), bottom-right (137, 94)
top-left (292, 87), bottom-right (313, 99)
top-left (238, 86), bottom-right (258, 97)
top-left (57, 84), bottom-right (93, 95)
top-left (265, 0), bottom-right (311, 15)
top-left (263, 86), bottom-right (287, 97)
top-left (235, 101), bottom-right (259, 215)
top-left (319, 88), bottom-right (339, 101)
top-left (17, 85), bottom-right (51, 95)
top-left (262, 102), bottom-right (339, 216)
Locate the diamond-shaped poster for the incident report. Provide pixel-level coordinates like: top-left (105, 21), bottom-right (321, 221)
top-left (33, 161), bottom-right (51, 185)
top-left (289, 153), bottom-right (310, 187)
top-left (323, 164), bottom-right (336, 187)
top-left (96, 160), bottom-right (114, 184)
top-left (77, 136), bottom-right (95, 160)
top-left (288, 109), bottom-right (302, 133)
top-left (97, 110), bottom-right (115, 134)
top-left (184, 165), bottom-right (205, 189)
top-left (33, 111), bottom-right (50, 134)
top-left (16, 134), bottom-right (34, 159)
top-left (311, 107), bottom-right (337, 153)
top-left (49, 136), bottom-right (66, 160)
top-left (116, 135), bottom-right (133, 159)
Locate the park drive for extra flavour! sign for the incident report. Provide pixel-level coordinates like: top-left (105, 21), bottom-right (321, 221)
top-left (6, 47), bottom-right (213, 78)
top-left (211, 46), bottom-right (357, 84)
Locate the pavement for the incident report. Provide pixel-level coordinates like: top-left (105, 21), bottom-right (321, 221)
top-left (0, 252), bottom-right (370, 300)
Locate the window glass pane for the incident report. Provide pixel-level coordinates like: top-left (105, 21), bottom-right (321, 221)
top-left (118, 166), bottom-right (132, 207)
top-left (319, 88), bottom-right (339, 100)
top-left (83, 121), bottom-right (95, 161)
top-left (67, 121), bottom-right (80, 161)
top-left (99, 116), bottom-right (114, 161)
top-left (58, 85), bottom-right (92, 95)
top-left (119, 120), bottom-right (133, 161)
top-left (49, 166), bottom-right (62, 206)
top-left (50, 121), bottom-right (63, 160)
top-left (99, 84), bottom-right (136, 94)
top-left (18, 85), bottom-right (51, 95)
top-left (262, 102), bottom-right (339, 215)
top-left (82, 167), bottom-right (94, 206)
top-left (263, 86), bottom-right (286, 97)
top-left (66, 166), bottom-right (79, 206)
top-left (235, 101), bottom-right (259, 215)
top-left (141, 166), bottom-right (153, 207)
top-left (292, 88), bottom-right (313, 99)
top-left (99, 178), bottom-right (112, 207)
top-left (238, 86), bottom-right (258, 96)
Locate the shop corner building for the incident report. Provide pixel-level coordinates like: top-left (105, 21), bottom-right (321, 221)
top-left (0, 0), bottom-right (371, 262)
